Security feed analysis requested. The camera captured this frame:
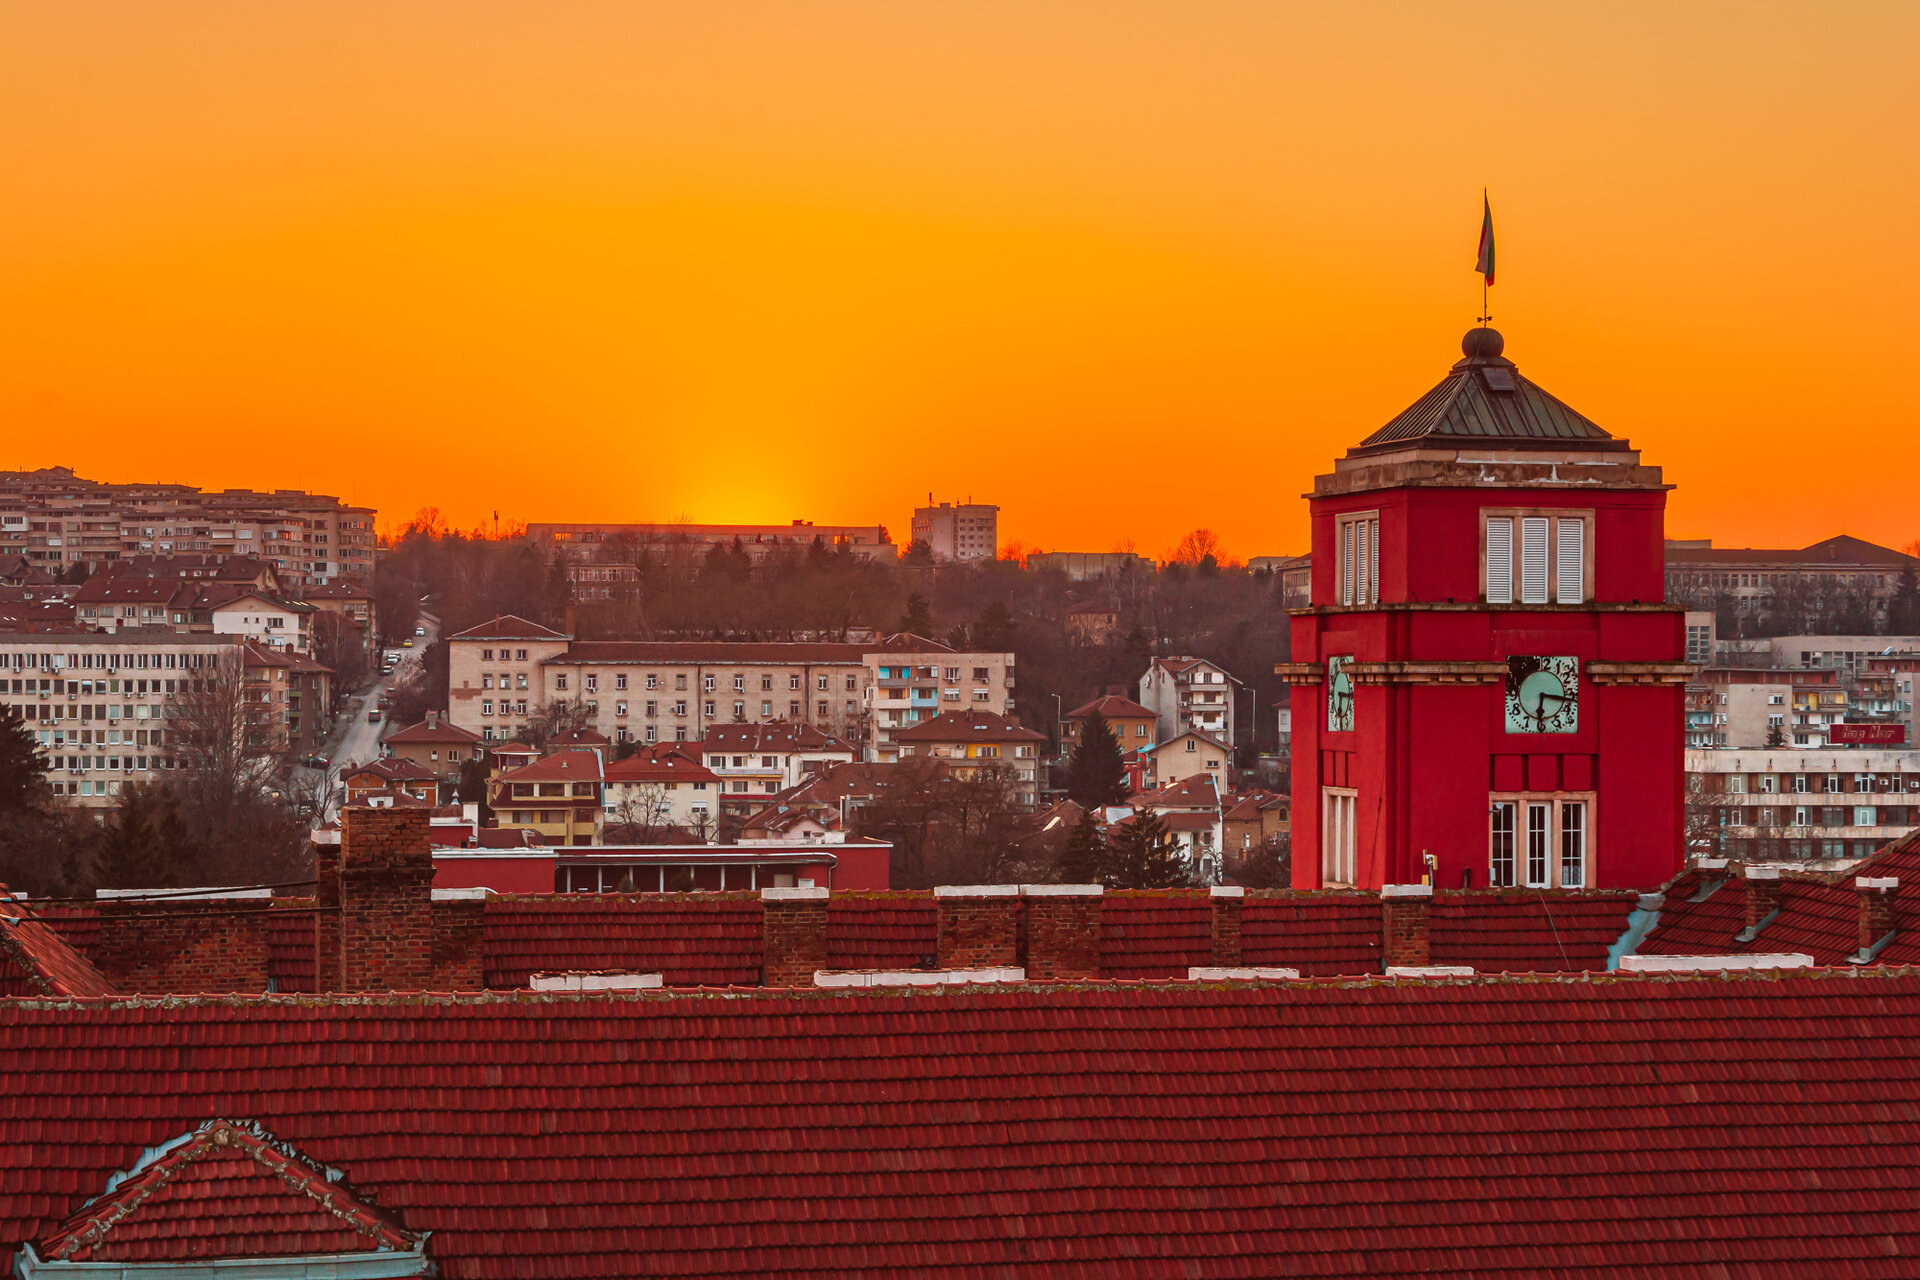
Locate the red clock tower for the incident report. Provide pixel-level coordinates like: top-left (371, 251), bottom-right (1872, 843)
top-left (1281, 327), bottom-right (1690, 891)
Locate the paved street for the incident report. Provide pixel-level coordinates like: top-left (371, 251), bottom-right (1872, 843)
top-left (296, 612), bottom-right (437, 823)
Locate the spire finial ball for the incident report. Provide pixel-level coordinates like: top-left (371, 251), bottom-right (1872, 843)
top-left (1461, 327), bottom-right (1505, 360)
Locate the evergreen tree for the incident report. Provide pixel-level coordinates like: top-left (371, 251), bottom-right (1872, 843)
top-left (0, 714), bottom-right (48, 814)
top-left (1106, 809), bottom-right (1194, 890)
top-left (1056, 810), bottom-right (1108, 884)
top-left (86, 783), bottom-right (200, 891)
top-left (899, 593), bottom-right (934, 637)
top-left (974, 601), bottom-right (1017, 652)
top-left (1765, 721), bottom-right (1787, 748)
top-left (1065, 710), bottom-right (1131, 808)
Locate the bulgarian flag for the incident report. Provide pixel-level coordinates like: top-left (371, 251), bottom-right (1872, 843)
top-left (1475, 190), bottom-right (1495, 285)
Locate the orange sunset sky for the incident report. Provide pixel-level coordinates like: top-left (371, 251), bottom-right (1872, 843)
top-left (2, 2), bottom-right (1916, 560)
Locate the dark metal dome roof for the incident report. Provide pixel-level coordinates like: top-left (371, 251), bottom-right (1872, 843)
top-left (1355, 329), bottom-right (1620, 452)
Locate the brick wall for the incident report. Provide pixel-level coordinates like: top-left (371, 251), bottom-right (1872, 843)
top-left (1210, 887), bottom-right (1244, 966)
top-left (91, 899), bottom-right (276, 995)
top-left (1025, 887), bottom-right (1102, 980)
top-left (935, 888), bottom-right (1020, 969)
top-left (762, 888), bottom-right (829, 987)
top-left (1380, 885), bottom-right (1432, 969)
top-left (433, 896), bottom-right (486, 991)
top-left (328, 808), bottom-right (436, 992)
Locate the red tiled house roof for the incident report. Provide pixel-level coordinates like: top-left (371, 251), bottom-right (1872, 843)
top-left (1427, 890), bottom-right (1643, 973)
top-left (33, 1118), bottom-right (422, 1267)
top-left (1240, 893), bottom-right (1381, 975)
top-left (825, 892), bottom-right (937, 970)
top-left (480, 894), bottom-right (764, 988)
top-left (1098, 891), bottom-right (1212, 979)
top-left (10, 975), bottom-right (1920, 1275)
top-left (1064, 694), bottom-right (1157, 721)
top-left (0, 898), bottom-right (116, 998)
top-left (449, 614), bottom-right (568, 640)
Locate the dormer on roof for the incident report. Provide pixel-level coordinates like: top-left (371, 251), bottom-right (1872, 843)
top-left (23, 1118), bottom-right (427, 1275)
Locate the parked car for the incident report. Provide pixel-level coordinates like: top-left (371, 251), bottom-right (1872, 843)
top-left (299, 754), bottom-right (330, 768)
top-left (367, 709), bottom-right (382, 722)
top-left (414, 625), bottom-right (426, 637)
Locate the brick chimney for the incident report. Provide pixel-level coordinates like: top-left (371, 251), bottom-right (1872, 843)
top-left (762, 886), bottom-right (829, 987)
top-left (1380, 884), bottom-right (1432, 970)
top-left (317, 808), bottom-right (436, 992)
top-left (1851, 876), bottom-right (1898, 963)
top-left (1209, 885), bottom-right (1244, 966)
top-left (1736, 866), bottom-right (1783, 943)
top-left (934, 885), bottom-right (1020, 969)
top-left (1022, 885), bottom-right (1102, 980)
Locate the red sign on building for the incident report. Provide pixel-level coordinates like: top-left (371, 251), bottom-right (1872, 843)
top-left (1829, 723), bottom-right (1908, 746)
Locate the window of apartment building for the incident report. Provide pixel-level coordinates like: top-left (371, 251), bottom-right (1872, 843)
top-left (703, 700), bottom-right (716, 718)
top-left (973, 667), bottom-right (989, 681)
top-left (789, 700), bottom-right (801, 717)
top-left (585, 674), bottom-right (597, 692)
top-left (733, 675), bottom-right (745, 691)
top-left (616, 701), bottom-right (627, 717)
top-left (1321, 788), bottom-right (1358, 887)
top-left (645, 725), bottom-right (657, 743)
top-left (703, 675), bottom-right (715, 692)
top-left (733, 701), bottom-right (745, 720)
top-left (673, 700), bottom-right (687, 716)
top-left (816, 676), bottom-right (829, 691)
top-left (481, 649), bottom-right (494, 661)
top-left (482, 675), bottom-right (493, 689)
top-left (674, 726), bottom-right (688, 741)
top-left (646, 674), bottom-right (658, 689)
top-left (817, 700), bottom-right (829, 719)
top-left (615, 674), bottom-right (628, 691)
top-left (789, 675), bottom-right (801, 690)
top-left (1337, 511), bottom-right (1380, 606)
top-left (1793, 774), bottom-right (1810, 793)
top-left (645, 700), bottom-right (657, 717)
top-left (555, 675), bottom-right (568, 691)
top-left (1856, 806), bottom-right (1877, 826)
top-left (675, 675), bottom-right (687, 690)
top-left (846, 675), bottom-right (858, 691)
top-left (846, 700), bottom-right (857, 716)
top-left (1484, 511), bottom-right (1588, 605)
top-left (482, 699), bottom-right (493, 716)
top-left (515, 649), bottom-right (528, 661)
top-left (1488, 795), bottom-right (1591, 889)
top-left (943, 667), bottom-right (959, 682)
top-left (972, 690), bottom-right (990, 702)
top-left (1757, 774), bottom-right (1775, 793)
top-left (761, 675), bottom-right (773, 691)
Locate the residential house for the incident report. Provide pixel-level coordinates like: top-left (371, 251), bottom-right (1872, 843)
top-left (342, 758), bottom-right (440, 805)
top-left (1061, 693), bottom-right (1158, 788)
top-left (1152, 729), bottom-right (1232, 788)
top-left (1129, 773), bottom-right (1225, 882)
top-left (492, 750), bottom-right (606, 846)
top-left (1223, 790), bottom-right (1290, 854)
top-left (699, 721), bottom-right (857, 817)
top-left (892, 710), bottom-right (1047, 808)
top-left (865, 634), bottom-right (1016, 762)
top-left (602, 744), bottom-right (722, 839)
top-left (1063, 602), bottom-right (1120, 645)
top-left (384, 713), bottom-right (484, 782)
top-left (1138, 655), bottom-right (1240, 747)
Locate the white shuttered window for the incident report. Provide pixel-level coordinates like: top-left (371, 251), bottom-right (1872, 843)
top-left (1336, 513), bottom-right (1379, 605)
top-left (1519, 517), bottom-right (1550, 603)
top-left (1556, 517), bottom-right (1585, 604)
top-left (1485, 517), bottom-right (1514, 604)
top-left (1340, 522), bottom-right (1356, 605)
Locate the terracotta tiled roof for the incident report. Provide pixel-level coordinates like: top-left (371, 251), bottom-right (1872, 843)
top-left (1064, 694), bottom-right (1156, 721)
top-left (826, 893), bottom-right (936, 970)
top-left (449, 614), bottom-right (569, 641)
top-left (1241, 893), bottom-right (1381, 975)
top-left (699, 720), bottom-right (853, 754)
top-left (1099, 891), bottom-right (1211, 979)
top-left (480, 894), bottom-right (763, 987)
top-left (1154, 728), bottom-right (1231, 754)
top-left (496, 752), bottom-right (604, 785)
top-left (344, 758), bottom-right (439, 784)
top-left (0, 896), bottom-right (116, 998)
top-left (604, 747), bottom-right (719, 785)
top-left (893, 710), bottom-right (1046, 744)
top-left (1428, 891), bottom-right (1642, 973)
top-left (1134, 774), bottom-right (1221, 810)
top-left (10, 975), bottom-right (1920, 1275)
top-left (34, 1118), bottom-right (421, 1265)
top-left (867, 632), bottom-right (957, 654)
top-left (546, 727), bottom-right (611, 747)
top-left (384, 717), bottom-right (483, 746)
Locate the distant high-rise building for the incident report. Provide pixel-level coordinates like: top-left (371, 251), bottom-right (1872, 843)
top-left (912, 499), bottom-right (998, 562)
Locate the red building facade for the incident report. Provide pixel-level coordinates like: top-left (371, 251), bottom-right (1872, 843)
top-left (1282, 327), bottom-right (1690, 891)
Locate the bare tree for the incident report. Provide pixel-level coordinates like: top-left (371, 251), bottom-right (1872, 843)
top-left (1168, 529), bottom-right (1225, 568)
top-left (169, 651), bottom-right (306, 884)
top-left (525, 698), bottom-right (594, 751)
top-left (606, 781), bottom-right (672, 843)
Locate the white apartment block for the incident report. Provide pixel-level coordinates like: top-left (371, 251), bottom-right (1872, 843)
top-left (1689, 747), bottom-right (1920, 862)
top-left (912, 501), bottom-right (999, 562)
top-left (1138, 656), bottom-right (1240, 748)
top-left (0, 634), bottom-right (241, 808)
top-left (448, 617), bottom-right (1015, 762)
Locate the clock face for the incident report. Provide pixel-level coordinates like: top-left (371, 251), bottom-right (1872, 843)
top-left (1505, 655), bottom-right (1579, 734)
top-left (1326, 654), bottom-right (1355, 733)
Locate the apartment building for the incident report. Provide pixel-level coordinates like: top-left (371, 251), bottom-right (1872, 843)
top-left (1666, 534), bottom-right (1919, 620)
top-left (1688, 747), bottom-right (1920, 862)
top-left (490, 750), bottom-right (605, 847)
top-left (448, 616), bottom-right (1013, 761)
top-left (1024, 551), bottom-right (1152, 580)
top-left (602, 744), bottom-right (721, 836)
top-left (866, 639), bottom-right (1016, 762)
top-left (892, 710), bottom-right (1046, 807)
top-left (529, 520), bottom-right (897, 562)
top-left (0, 633), bottom-right (245, 808)
top-left (1137, 656), bottom-right (1240, 747)
top-left (911, 501), bottom-right (999, 562)
top-left (0, 468), bottom-right (374, 585)
top-left (1152, 729), bottom-right (1232, 789)
top-left (698, 722), bottom-right (857, 816)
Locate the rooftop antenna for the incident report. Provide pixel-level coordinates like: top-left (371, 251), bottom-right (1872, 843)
top-left (1475, 189), bottom-right (1496, 326)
